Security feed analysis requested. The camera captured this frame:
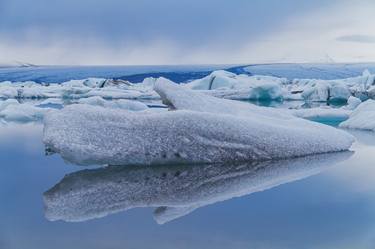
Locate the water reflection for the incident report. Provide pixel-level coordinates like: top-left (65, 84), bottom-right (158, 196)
top-left (44, 152), bottom-right (352, 224)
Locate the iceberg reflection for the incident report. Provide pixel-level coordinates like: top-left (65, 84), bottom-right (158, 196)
top-left (44, 152), bottom-right (352, 224)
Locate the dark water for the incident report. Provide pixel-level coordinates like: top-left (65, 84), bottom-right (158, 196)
top-left (1, 124), bottom-right (375, 249)
top-left (2, 63), bottom-right (375, 84)
top-left (0, 65), bottom-right (237, 83)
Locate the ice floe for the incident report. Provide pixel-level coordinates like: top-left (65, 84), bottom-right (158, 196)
top-left (183, 70), bottom-right (285, 100)
top-left (0, 99), bottom-right (50, 123)
top-left (343, 96), bottom-right (362, 110)
top-left (1, 68), bottom-right (375, 103)
top-left (340, 100), bottom-right (375, 131)
top-left (77, 96), bottom-right (148, 111)
top-left (43, 80), bottom-right (354, 166)
top-left (43, 152), bottom-right (352, 223)
top-left (291, 107), bottom-right (352, 124)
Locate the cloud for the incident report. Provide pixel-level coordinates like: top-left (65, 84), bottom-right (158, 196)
top-left (1, 0), bottom-right (375, 64)
top-left (336, 35), bottom-right (375, 44)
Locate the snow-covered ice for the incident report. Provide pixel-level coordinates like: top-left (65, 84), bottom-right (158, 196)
top-left (0, 99), bottom-right (50, 123)
top-left (43, 79), bottom-right (354, 166)
top-left (340, 100), bottom-right (375, 131)
top-left (43, 152), bottom-right (352, 223)
top-left (1, 67), bottom-right (375, 103)
top-left (183, 70), bottom-right (285, 100)
top-left (77, 96), bottom-right (148, 111)
top-left (291, 107), bottom-right (351, 124)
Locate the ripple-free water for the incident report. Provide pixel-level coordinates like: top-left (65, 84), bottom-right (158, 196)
top-left (0, 124), bottom-right (375, 249)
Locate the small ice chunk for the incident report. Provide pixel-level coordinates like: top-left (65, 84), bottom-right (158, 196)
top-left (340, 100), bottom-right (375, 131)
top-left (78, 96), bottom-right (148, 111)
top-left (343, 96), bottom-right (362, 110)
top-left (292, 107), bottom-right (351, 124)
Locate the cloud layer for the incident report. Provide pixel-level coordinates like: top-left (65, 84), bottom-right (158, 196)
top-left (0, 0), bottom-right (374, 65)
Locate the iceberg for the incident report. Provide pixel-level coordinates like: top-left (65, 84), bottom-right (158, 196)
top-left (343, 96), bottom-right (362, 110)
top-left (77, 96), bottom-right (148, 111)
top-left (339, 100), bottom-right (375, 131)
top-left (1, 68), bottom-right (375, 104)
top-left (180, 69), bottom-right (375, 102)
top-left (43, 79), bottom-right (354, 166)
top-left (184, 70), bottom-right (285, 100)
top-left (0, 99), bottom-right (49, 123)
top-left (291, 107), bottom-right (351, 124)
top-left (43, 152), bottom-right (352, 223)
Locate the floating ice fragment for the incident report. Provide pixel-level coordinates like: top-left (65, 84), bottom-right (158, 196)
top-left (43, 81), bottom-right (354, 166)
top-left (78, 96), bottom-right (148, 111)
top-left (340, 100), bottom-right (375, 131)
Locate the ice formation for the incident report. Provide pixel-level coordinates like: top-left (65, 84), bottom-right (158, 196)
top-left (291, 107), bottom-right (351, 124)
top-left (0, 99), bottom-right (49, 123)
top-left (340, 100), bottom-right (375, 131)
top-left (43, 152), bottom-right (352, 223)
top-left (343, 96), bottom-right (362, 110)
top-left (1, 68), bottom-right (375, 103)
top-left (43, 79), bottom-right (354, 166)
top-left (77, 96), bottom-right (148, 111)
top-left (0, 78), bottom-right (158, 100)
top-left (183, 70), bottom-right (285, 100)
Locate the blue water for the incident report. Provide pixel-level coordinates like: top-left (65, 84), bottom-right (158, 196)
top-left (1, 124), bottom-right (375, 249)
top-left (0, 65), bottom-right (237, 83)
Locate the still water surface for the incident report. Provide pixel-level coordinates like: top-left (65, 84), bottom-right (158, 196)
top-left (0, 124), bottom-right (375, 249)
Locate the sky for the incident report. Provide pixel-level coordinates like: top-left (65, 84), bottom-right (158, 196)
top-left (0, 0), bottom-right (375, 65)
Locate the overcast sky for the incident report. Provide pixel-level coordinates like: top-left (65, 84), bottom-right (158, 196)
top-left (0, 0), bottom-right (374, 65)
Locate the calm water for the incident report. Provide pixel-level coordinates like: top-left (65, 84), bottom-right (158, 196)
top-left (1, 124), bottom-right (375, 249)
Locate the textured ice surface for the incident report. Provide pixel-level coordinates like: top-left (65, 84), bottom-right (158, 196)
top-left (0, 78), bottom-right (158, 100)
top-left (43, 81), bottom-right (354, 166)
top-left (0, 99), bottom-right (49, 123)
top-left (292, 107), bottom-right (351, 124)
top-left (1, 66), bottom-right (375, 103)
top-left (154, 77), bottom-right (289, 118)
top-left (343, 96), bottom-right (362, 110)
top-left (184, 70), bottom-right (285, 100)
top-left (77, 96), bottom-right (148, 111)
top-left (340, 100), bottom-right (375, 131)
top-left (43, 152), bottom-right (352, 223)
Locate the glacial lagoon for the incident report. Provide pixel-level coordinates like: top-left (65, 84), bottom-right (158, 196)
top-left (1, 64), bottom-right (375, 248)
top-left (0, 124), bottom-right (374, 249)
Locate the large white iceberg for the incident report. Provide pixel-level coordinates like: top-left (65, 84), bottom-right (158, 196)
top-left (43, 79), bottom-right (354, 166)
top-left (339, 100), bottom-right (375, 131)
top-left (43, 152), bottom-right (352, 223)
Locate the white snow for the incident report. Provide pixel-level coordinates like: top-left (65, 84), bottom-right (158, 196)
top-left (340, 100), bottom-right (375, 131)
top-left (77, 96), bottom-right (148, 111)
top-left (43, 79), bottom-right (354, 166)
top-left (43, 152), bottom-right (352, 223)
